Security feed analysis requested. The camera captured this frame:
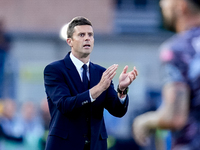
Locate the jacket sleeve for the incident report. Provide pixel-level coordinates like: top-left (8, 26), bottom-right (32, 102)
top-left (44, 63), bottom-right (91, 116)
top-left (104, 81), bottom-right (129, 118)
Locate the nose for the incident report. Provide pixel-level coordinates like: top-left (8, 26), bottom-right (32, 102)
top-left (85, 34), bottom-right (91, 41)
top-left (85, 36), bottom-right (90, 41)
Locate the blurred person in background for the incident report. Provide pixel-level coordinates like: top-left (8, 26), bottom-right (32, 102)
top-left (44, 16), bottom-right (138, 150)
top-left (132, 0), bottom-right (200, 150)
top-left (19, 101), bottom-right (44, 150)
top-left (0, 19), bottom-right (12, 99)
top-left (0, 99), bottom-right (23, 150)
top-left (39, 98), bottom-right (51, 150)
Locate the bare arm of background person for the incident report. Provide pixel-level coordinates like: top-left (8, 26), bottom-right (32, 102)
top-left (132, 82), bottom-right (190, 146)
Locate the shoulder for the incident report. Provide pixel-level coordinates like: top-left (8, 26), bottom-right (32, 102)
top-left (159, 32), bottom-right (191, 63)
top-left (44, 59), bottom-right (64, 72)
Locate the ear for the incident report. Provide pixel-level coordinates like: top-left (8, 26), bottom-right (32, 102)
top-left (66, 38), bottom-right (72, 47)
top-left (177, 0), bottom-right (188, 15)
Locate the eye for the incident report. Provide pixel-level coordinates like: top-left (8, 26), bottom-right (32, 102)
top-left (79, 33), bottom-right (85, 37)
top-left (88, 33), bottom-right (93, 37)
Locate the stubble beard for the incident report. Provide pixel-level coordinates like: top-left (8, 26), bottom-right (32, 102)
top-left (162, 10), bottom-right (177, 33)
top-left (82, 52), bottom-right (90, 58)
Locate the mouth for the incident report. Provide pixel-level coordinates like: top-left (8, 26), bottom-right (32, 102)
top-left (83, 44), bottom-right (91, 48)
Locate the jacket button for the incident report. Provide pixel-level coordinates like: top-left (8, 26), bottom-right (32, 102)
top-left (85, 140), bottom-right (90, 144)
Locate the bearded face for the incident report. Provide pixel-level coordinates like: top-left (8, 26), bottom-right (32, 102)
top-left (160, 0), bottom-right (178, 32)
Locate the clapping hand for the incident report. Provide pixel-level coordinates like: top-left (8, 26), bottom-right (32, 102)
top-left (118, 66), bottom-right (138, 91)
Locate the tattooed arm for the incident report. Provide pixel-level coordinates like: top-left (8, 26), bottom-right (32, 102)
top-left (158, 82), bottom-right (190, 128)
top-left (132, 82), bottom-right (190, 146)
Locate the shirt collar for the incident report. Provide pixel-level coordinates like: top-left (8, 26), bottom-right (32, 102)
top-left (70, 52), bottom-right (90, 71)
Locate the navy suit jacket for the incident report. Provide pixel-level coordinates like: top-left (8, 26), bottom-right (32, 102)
top-left (44, 52), bottom-right (129, 150)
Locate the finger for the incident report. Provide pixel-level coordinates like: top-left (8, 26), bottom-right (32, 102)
top-left (104, 64), bottom-right (116, 74)
top-left (129, 74), bottom-right (136, 83)
top-left (122, 65), bottom-right (128, 74)
top-left (103, 65), bottom-right (114, 77)
top-left (132, 120), bottom-right (145, 146)
top-left (105, 64), bottom-right (118, 77)
top-left (102, 66), bottom-right (117, 83)
top-left (130, 67), bottom-right (138, 79)
top-left (107, 64), bottom-right (118, 73)
top-left (133, 126), bottom-right (143, 145)
top-left (133, 129), bottom-right (148, 146)
top-left (109, 71), bottom-right (117, 80)
top-left (107, 67), bottom-right (117, 80)
top-left (128, 71), bottom-right (137, 81)
top-left (134, 66), bottom-right (138, 76)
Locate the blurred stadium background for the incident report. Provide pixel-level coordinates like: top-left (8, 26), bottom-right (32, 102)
top-left (0, 0), bottom-right (173, 149)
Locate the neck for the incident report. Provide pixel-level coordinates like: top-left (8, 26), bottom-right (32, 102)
top-left (71, 51), bottom-right (90, 64)
top-left (80, 57), bottom-right (90, 64)
top-left (176, 14), bottom-right (200, 32)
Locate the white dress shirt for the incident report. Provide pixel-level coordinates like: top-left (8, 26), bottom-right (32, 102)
top-left (70, 53), bottom-right (126, 103)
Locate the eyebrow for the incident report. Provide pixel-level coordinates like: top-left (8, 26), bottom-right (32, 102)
top-left (78, 31), bottom-right (93, 35)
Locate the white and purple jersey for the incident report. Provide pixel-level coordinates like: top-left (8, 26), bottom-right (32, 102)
top-left (160, 27), bottom-right (200, 149)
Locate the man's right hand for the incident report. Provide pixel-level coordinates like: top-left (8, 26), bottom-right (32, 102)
top-left (90, 64), bottom-right (118, 100)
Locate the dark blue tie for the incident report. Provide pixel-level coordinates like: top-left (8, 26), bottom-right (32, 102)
top-left (82, 64), bottom-right (89, 90)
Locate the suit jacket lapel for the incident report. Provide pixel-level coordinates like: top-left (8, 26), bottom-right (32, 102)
top-left (63, 52), bottom-right (85, 93)
top-left (63, 52), bottom-right (100, 92)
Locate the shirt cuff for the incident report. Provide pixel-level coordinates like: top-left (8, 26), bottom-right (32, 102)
top-left (119, 96), bottom-right (126, 104)
top-left (89, 91), bottom-right (96, 102)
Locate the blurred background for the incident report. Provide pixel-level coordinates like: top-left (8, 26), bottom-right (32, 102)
top-left (0, 0), bottom-right (173, 149)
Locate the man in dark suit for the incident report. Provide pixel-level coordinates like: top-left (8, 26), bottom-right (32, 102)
top-left (44, 16), bottom-right (138, 150)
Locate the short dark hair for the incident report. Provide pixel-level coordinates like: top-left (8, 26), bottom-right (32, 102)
top-left (190, 0), bottom-right (200, 7)
top-left (67, 16), bottom-right (92, 38)
top-left (186, 0), bottom-right (200, 11)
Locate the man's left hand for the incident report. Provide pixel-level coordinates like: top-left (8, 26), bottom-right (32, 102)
top-left (118, 66), bottom-right (138, 91)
